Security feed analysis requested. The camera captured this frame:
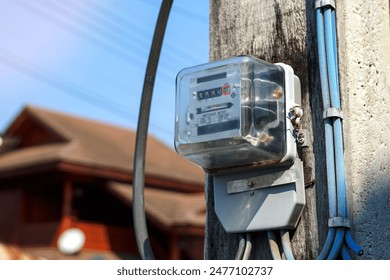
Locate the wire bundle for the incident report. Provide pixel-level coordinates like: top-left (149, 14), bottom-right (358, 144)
top-left (235, 233), bottom-right (253, 260)
top-left (315, 1), bottom-right (363, 260)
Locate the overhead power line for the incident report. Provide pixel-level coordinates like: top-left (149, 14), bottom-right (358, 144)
top-left (12, 0), bottom-right (145, 68)
top-left (44, 0), bottom-right (148, 56)
top-left (51, 0), bottom-right (204, 67)
top-left (1, 0), bottom-right (209, 140)
top-left (10, 0), bottom-right (185, 82)
top-left (0, 49), bottom-right (172, 136)
top-left (0, 49), bottom-right (135, 118)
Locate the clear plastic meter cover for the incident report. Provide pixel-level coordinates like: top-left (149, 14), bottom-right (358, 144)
top-left (175, 56), bottom-right (287, 171)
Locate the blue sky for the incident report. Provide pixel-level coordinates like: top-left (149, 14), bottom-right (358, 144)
top-left (0, 0), bottom-right (209, 148)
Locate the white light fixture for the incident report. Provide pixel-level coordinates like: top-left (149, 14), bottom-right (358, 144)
top-left (57, 228), bottom-right (86, 255)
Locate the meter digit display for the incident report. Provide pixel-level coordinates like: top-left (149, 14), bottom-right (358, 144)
top-left (196, 87), bottom-right (223, 100)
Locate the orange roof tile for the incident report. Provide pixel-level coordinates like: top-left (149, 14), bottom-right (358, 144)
top-left (0, 106), bottom-right (204, 188)
top-left (107, 182), bottom-right (206, 228)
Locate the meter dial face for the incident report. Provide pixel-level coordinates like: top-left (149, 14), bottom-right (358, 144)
top-left (187, 67), bottom-right (241, 143)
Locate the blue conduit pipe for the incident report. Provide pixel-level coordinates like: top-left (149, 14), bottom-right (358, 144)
top-left (341, 244), bottom-right (352, 260)
top-left (326, 5), bottom-right (363, 259)
top-left (346, 229), bottom-right (364, 256)
top-left (315, 1), bottom-right (363, 259)
top-left (332, 9), bottom-right (361, 258)
top-left (315, 7), bottom-right (338, 260)
top-left (324, 7), bottom-right (346, 259)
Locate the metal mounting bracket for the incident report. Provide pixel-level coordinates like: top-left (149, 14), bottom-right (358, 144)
top-left (315, 0), bottom-right (335, 9)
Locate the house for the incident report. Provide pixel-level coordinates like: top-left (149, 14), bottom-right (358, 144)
top-left (0, 106), bottom-right (206, 260)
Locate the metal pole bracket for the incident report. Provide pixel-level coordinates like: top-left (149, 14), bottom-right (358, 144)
top-left (315, 0), bottom-right (335, 9)
top-left (323, 107), bottom-right (344, 120)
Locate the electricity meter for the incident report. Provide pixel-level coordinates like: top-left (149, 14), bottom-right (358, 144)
top-left (175, 56), bottom-right (305, 233)
top-left (175, 55), bottom-right (299, 172)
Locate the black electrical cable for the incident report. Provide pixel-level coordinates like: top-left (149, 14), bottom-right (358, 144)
top-left (132, 0), bottom-right (173, 260)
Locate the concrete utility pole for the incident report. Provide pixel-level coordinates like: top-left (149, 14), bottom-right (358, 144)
top-left (205, 0), bottom-right (390, 259)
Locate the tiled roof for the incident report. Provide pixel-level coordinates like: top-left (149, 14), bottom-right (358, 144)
top-left (0, 106), bottom-right (204, 188)
top-left (107, 182), bottom-right (206, 228)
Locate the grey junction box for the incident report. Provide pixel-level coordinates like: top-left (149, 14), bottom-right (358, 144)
top-left (213, 159), bottom-right (305, 232)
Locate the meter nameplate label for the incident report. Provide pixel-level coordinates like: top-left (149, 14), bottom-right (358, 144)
top-left (227, 162), bottom-right (302, 194)
top-left (187, 67), bottom-right (241, 142)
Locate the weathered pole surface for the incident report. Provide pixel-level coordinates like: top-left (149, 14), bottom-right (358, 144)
top-left (205, 0), bottom-right (390, 260)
